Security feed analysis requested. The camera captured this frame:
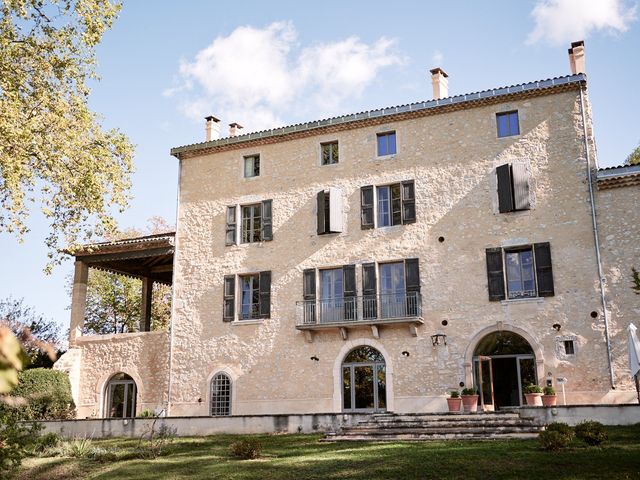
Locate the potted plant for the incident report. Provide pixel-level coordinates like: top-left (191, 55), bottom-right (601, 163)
top-left (542, 386), bottom-right (557, 406)
top-left (524, 384), bottom-right (543, 406)
top-left (447, 390), bottom-right (462, 413)
top-left (461, 387), bottom-right (479, 413)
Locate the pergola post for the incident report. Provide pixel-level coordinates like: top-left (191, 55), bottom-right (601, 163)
top-left (69, 260), bottom-right (89, 346)
top-left (141, 277), bottom-right (153, 332)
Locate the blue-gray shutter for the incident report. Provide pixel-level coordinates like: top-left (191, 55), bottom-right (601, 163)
top-left (317, 191), bottom-right (326, 235)
top-left (401, 180), bottom-right (416, 224)
top-left (261, 199), bottom-right (272, 241)
top-left (486, 248), bottom-right (506, 301)
top-left (361, 186), bottom-right (374, 229)
top-left (223, 275), bottom-right (235, 321)
top-left (362, 263), bottom-right (377, 319)
top-left (303, 268), bottom-right (316, 324)
top-left (343, 264), bottom-right (356, 321)
top-left (225, 206), bottom-right (236, 246)
top-left (404, 258), bottom-right (420, 316)
top-left (259, 271), bottom-right (271, 318)
top-left (534, 242), bottom-right (554, 297)
top-left (512, 163), bottom-right (530, 211)
top-left (496, 164), bottom-right (514, 213)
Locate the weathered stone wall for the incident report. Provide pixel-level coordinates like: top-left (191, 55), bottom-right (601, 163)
top-left (169, 88), bottom-right (624, 416)
top-left (69, 332), bottom-right (170, 418)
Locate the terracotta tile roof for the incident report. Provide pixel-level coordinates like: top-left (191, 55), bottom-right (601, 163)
top-left (597, 164), bottom-right (640, 190)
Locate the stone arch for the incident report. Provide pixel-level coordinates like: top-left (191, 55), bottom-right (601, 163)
top-left (99, 370), bottom-right (141, 418)
top-left (205, 365), bottom-right (239, 416)
top-left (332, 338), bottom-right (394, 412)
top-left (463, 323), bottom-right (545, 387)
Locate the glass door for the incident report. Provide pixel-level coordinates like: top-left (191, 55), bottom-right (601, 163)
top-left (379, 262), bottom-right (405, 318)
top-left (320, 268), bottom-right (343, 323)
top-left (475, 356), bottom-right (495, 411)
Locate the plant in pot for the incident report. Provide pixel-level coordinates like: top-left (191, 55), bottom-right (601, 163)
top-left (447, 390), bottom-right (462, 413)
top-left (461, 387), bottom-right (479, 413)
top-left (524, 384), bottom-right (543, 406)
top-left (542, 386), bottom-right (557, 406)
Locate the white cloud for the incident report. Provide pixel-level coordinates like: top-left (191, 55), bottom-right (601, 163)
top-left (165, 22), bottom-right (404, 133)
top-left (527, 0), bottom-right (637, 45)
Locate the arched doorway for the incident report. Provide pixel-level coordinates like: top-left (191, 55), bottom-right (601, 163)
top-left (104, 373), bottom-right (137, 418)
top-left (342, 346), bottom-right (386, 412)
top-left (473, 331), bottom-right (537, 408)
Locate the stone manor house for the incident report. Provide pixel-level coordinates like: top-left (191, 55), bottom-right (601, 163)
top-left (55, 41), bottom-right (640, 419)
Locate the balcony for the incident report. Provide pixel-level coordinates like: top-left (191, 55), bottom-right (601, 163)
top-left (295, 293), bottom-right (423, 341)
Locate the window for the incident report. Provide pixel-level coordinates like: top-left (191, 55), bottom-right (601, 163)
top-left (303, 265), bottom-right (356, 324)
top-left (376, 131), bottom-right (396, 156)
top-left (210, 372), bottom-right (231, 416)
top-left (564, 340), bottom-right (575, 355)
top-left (317, 188), bottom-right (343, 235)
top-left (485, 242), bottom-right (554, 301)
top-left (321, 141), bottom-right (339, 165)
top-left (223, 271), bottom-right (271, 321)
top-left (361, 181), bottom-right (415, 229)
top-left (225, 200), bottom-right (272, 245)
top-left (496, 111), bottom-right (520, 138)
top-left (244, 154), bottom-right (260, 178)
top-left (496, 163), bottom-right (530, 213)
top-left (104, 373), bottom-right (136, 418)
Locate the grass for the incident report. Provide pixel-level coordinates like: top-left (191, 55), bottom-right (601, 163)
top-left (17, 425), bottom-right (640, 480)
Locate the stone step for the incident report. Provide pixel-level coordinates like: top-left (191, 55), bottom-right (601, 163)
top-left (341, 425), bottom-right (543, 435)
top-left (367, 413), bottom-right (521, 422)
top-left (347, 421), bottom-right (539, 430)
top-left (323, 431), bottom-right (540, 442)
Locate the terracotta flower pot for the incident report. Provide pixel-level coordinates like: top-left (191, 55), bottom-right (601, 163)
top-left (447, 397), bottom-right (462, 413)
top-left (461, 395), bottom-right (479, 413)
top-left (541, 394), bottom-right (557, 407)
top-left (525, 392), bottom-right (543, 406)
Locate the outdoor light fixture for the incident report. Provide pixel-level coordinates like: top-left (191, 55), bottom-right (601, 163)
top-left (431, 333), bottom-right (447, 346)
top-left (553, 323), bottom-right (561, 332)
top-left (401, 351), bottom-right (410, 357)
top-left (310, 356), bottom-right (319, 362)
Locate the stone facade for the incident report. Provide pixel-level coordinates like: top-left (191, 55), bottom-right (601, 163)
top-left (57, 55), bottom-right (639, 418)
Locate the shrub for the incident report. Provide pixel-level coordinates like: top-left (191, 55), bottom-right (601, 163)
top-left (524, 384), bottom-right (543, 394)
top-left (575, 420), bottom-right (608, 446)
top-left (0, 409), bottom-right (41, 476)
top-left (229, 439), bottom-right (262, 459)
top-left (449, 390), bottom-right (460, 398)
top-left (87, 446), bottom-right (119, 463)
top-left (461, 387), bottom-right (477, 396)
top-left (138, 409), bottom-right (155, 418)
top-left (539, 430), bottom-right (572, 451)
top-left (63, 437), bottom-right (93, 458)
top-left (32, 432), bottom-right (62, 453)
top-left (543, 386), bottom-right (556, 395)
top-left (8, 368), bottom-right (75, 420)
top-left (545, 422), bottom-right (574, 439)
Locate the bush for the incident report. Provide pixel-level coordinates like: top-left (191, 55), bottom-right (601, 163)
top-left (87, 446), bottom-right (119, 463)
top-left (32, 432), bottom-right (62, 453)
top-left (229, 439), bottom-right (262, 459)
top-left (539, 430), bottom-right (572, 451)
top-left (63, 437), bottom-right (93, 458)
top-left (545, 422), bottom-right (574, 440)
top-left (575, 420), bottom-right (608, 446)
top-left (8, 368), bottom-right (75, 420)
top-left (0, 409), bottom-right (41, 476)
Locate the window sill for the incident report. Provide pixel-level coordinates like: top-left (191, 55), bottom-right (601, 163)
top-left (375, 154), bottom-right (397, 160)
top-left (500, 297), bottom-right (544, 305)
top-left (232, 319), bottom-right (265, 326)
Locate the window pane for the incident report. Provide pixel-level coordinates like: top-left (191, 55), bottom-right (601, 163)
top-left (377, 365), bottom-right (386, 409)
top-left (497, 114), bottom-right (508, 137)
top-left (354, 366), bottom-right (374, 409)
top-left (509, 112), bottom-right (520, 135)
top-left (244, 157), bottom-right (253, 177)
top-left (387, 132), bottom-right (396, 154)
top-left (321, 144), bottom-right (330, 164)
top-left (109, 384), bottom-right (125, 418)
top-left (343, 367), bottom-right (352, 410)
top-left (331, 143), bottom-right (339, 163)
top-left (391, 183), bottom-right (402, 225)
top-left (377, 134), bottom-right (386, 156)
top-left (377, 186), bottom-right (390, 226)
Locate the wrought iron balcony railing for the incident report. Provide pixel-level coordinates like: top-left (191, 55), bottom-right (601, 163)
top-left (296, 292), bottom-right (422, 327)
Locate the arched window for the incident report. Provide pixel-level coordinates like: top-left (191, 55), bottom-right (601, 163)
top-left (104, 373), bottom-right (137, 418)
top-left (210, 372), bottom-right (232, 416)
top-left (342, 346), bottom-right (386, 412)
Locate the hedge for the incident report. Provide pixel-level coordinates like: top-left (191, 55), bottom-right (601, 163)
top-left (7, 368), bottom-right (75, 420)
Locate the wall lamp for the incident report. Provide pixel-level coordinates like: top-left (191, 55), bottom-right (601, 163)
top-left (431, 333), bottom-right (447, 346)
top-left (310, 356), bottom-right (319, 362)
top-left (552, 323), bottom-right (561, 332)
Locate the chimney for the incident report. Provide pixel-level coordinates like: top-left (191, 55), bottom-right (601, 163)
top-left (228, 122), bottom-right (243, 137)
top-left (430, 67), bottom-right (449, 99)
top-left (568, 40), bottom-right (585, 74)
top-left (205, 115), bottom-right (220, 142)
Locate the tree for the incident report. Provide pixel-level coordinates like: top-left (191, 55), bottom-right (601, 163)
top-left (82, 217), bottom-right (173, 335)
top-left (0, 297), bottom-right (62, 368)
top-left (626, 143), bottom-right (640, 166)
top-left (0, 0), bottom-right (134, 271)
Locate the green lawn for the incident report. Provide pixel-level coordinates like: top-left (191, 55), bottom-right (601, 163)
top-left (18, 425), bottom-right (640, 480)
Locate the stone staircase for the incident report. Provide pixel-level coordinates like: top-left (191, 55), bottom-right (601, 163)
top-left (324, 411), bottom-right (543, 441)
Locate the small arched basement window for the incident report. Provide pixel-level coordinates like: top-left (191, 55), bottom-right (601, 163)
top-left (104, 373), bottom-right (137, 418)
top-left (210, 372), bottom-right (232, 416)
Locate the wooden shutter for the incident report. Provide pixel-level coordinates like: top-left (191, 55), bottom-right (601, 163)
top-left (362, 262), bottom-right (377, 319)
top-left (261, 199), bottom-right (273, 241)
top-left (401, 180), bottom-right (416, 224)
top-left (496, 164), bottom-right (514, 213)
top-left (328, 187), bottom-right (343, 233)
top-left (486, 248), bottom-right (506, 301)
top-left (511, 163), bottom-right (530, 211)
top-left (404, 258), bottom-right (420, 316)
top-left (360, 186), bottom-right (374, 229)
top-left (225, 206), bottom-right (236, 246)
top-left (259, 271), bottom-right (271, 318)
top-left (534, 242), bottom-right (554, 297)
top-left (223, 275), bottom-right (235, 321)
top-left (343, 264), bottom-right (356, 321)
top-left (303, 268), bottom-right (316, 323)
top-left (316, 191), bottom-right (326, 235)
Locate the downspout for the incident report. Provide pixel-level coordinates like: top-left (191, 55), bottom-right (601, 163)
top-left (166, 156), bottom-right (183, 415)
top-left (579, 86), bottom-right (615, 389)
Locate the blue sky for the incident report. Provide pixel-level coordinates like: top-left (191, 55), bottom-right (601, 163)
top-left (2, 0), bottom-right (639, 335)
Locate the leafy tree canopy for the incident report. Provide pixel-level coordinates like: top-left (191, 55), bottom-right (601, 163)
top-left (0, 0), bottom-right (134, 271)
top-left (626, 143), bottom-right (640, 166)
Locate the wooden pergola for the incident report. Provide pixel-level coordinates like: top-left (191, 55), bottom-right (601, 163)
top-left (67, 233), bottom-right (175, 343)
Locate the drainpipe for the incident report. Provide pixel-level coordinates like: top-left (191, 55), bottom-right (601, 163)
top-left (166, 157), bottom-right (183, 415)
top-left (579, 86), bottom-right (615, 389)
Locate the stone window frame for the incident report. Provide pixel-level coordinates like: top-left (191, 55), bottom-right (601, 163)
top-left (376, 130), bottom-right (397, 157)
top-left (496, 110), bottom-right (520, 138)
top-left (210, 372), bottom-right (232, 416)
top-left (320, 141), bottom-right (339, 165)
top-left (555, 335), bottom-right (578, 360)
top-left (243, 154), bottom-right (260, 178)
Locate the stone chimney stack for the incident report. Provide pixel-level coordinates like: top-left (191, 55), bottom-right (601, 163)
top-left (205, 115), bottom-right (220, 142)
top-left (568, 40), bottom-right (585, 74)
top-left (228, 122), bottom-right (243, 137)
top-left (430, 67), bottom-right (449, 100)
